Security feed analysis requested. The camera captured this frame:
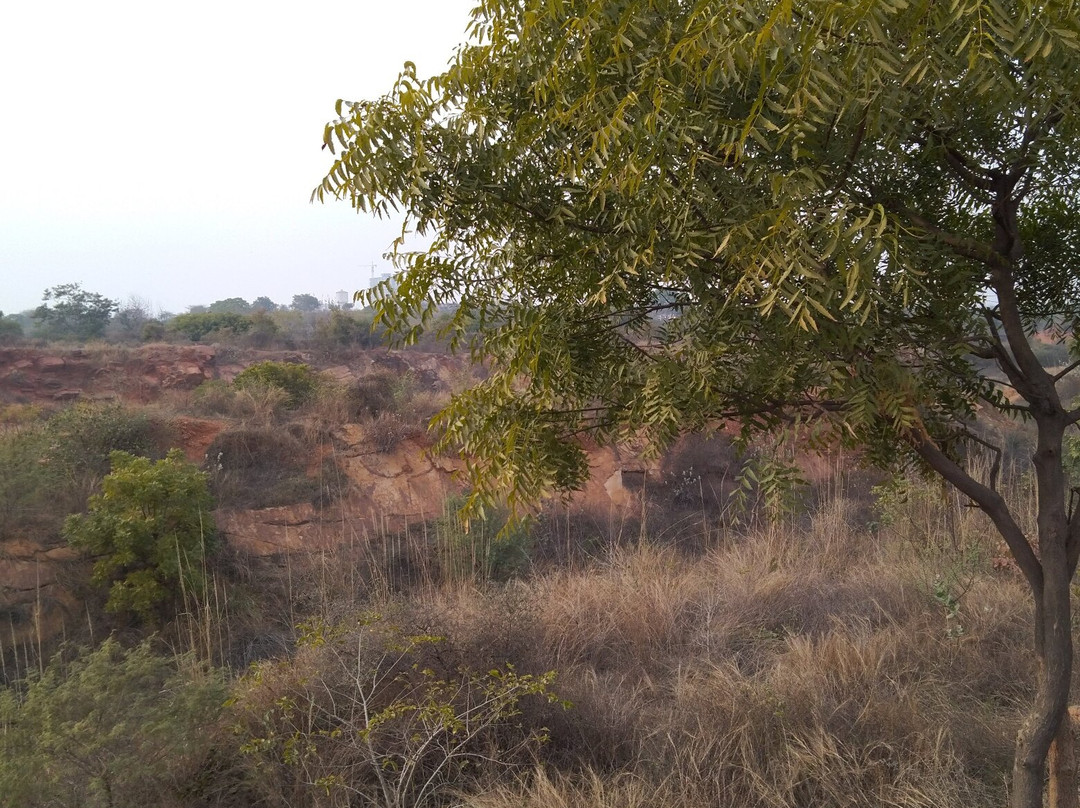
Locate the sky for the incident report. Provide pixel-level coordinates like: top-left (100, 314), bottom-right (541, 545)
top-left (0, 0), bottom-right (477, 316)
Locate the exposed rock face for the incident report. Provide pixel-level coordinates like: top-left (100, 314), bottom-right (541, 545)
top-left (219, 435), bottom-right (464, 557)
top-left (0, 538), bottom-right (86, 659)
top-left (0, 345), bottom-right (217, 404)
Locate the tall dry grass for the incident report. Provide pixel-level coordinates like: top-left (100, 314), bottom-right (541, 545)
top-left (213, 481), bottom-right (1035, 808)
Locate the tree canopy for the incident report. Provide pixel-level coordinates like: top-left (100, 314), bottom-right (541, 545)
top-left (317, 2), bottom-right (1080, 804)
top-left (291, 293), bottom-right (322, 312)
top-left (64, 449), bottom-right (215, 621)
top-left (33, 284), bottom-right (117, 342)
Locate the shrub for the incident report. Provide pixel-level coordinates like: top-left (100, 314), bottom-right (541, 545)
top-left (314, 308), bottom-right (380, 350)
top-left (0, 312), bottom-right (23, 344)
top-left (0, 638), bottom-right (225, 808)
top-left (230, 615), bottom-right (565, 808)
top-left (140, 319), bottom-right (166, 341)
top-left (32, 284), bottom-right (117, 342)
top-left (0, 404), bottom-right (168, 541)
top-left (347, 369), bottom-right (401, 419)
top-left (205, 426), bottom-right (334, 509)
top-left (64, 450), bottom-right (215, 621)
top-left (233, 361), bottom-right (320, 409)
top-left (170, 311), bottom-right (252, 342)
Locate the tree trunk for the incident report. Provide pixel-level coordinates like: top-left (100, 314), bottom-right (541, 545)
top-left (1012, 418), bottom-right (1074, 808)
top-left (1049, 711), bottom-right (1078, 808)
top-left (1011, 563), bottom-right (1072, 808)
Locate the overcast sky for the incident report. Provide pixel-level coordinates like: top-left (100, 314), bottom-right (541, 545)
top-left (0, 0), bottom-right (477, 315)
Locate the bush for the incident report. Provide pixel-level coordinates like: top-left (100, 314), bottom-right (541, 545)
top-left (32, 284), bottom-right (117, 342)
top-left (0, 404), bottom-right (168, 541)
top-left (314, 308), bottom-right (380, 350)
top-left (0, 312), bottom-right (23, 344)
top-left (64, 450), bottom-right (216, 621)
top-left (204, 426), bottom-right (338, 509)
top-left (233, 361), bottom-right (320, 409)
top-left (141, 319), bottom-right (166, 341)
top-left (170, 311), bottom-right (252, 342)
top-left (0, 638), bottom-right (225, 808)
top-left (230, 615), bottom-right (564, 808)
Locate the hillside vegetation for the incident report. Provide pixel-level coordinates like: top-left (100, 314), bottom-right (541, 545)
top-left (0, 344), bottom-right (1057, 806)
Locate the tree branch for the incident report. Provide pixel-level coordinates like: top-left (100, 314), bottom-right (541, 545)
top-left (909, 431), bottom-right (1042, 596)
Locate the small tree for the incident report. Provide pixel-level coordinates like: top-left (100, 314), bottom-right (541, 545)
top-left (33, 284), bottom-right (117, 342)
top-left (0, 312), bottom-right (24, 344)
top-left (316, 2), bottom-right (1080, 805)
top-left (64, 450), bottom-right (215, 620)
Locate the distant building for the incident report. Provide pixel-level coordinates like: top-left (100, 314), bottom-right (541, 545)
top-left (369, 272), bottom-right (399, 290)
top-left (334, 290), bottom-right (350, 307)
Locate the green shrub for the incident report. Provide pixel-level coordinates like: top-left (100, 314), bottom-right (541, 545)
top-left (140, 319), bottom-right (166, 341)
top-left (233, 361), bottom-right (320, 409)
top-left (64, 450), bottom-right (215, 621)
top-left (0, 404), bottom-right (168, 541)
top-left (44, 403), bottom-right (164, 489)
top-left (314, 308), bottom-right (380, 349)
top-left (204, 426), bottom-right (337, 508)
top-left (0, 312), bottom-right (23, 344)
top-left (170, 311), bottom-right (252, 342)
top-left (0, 638), bottom-right (225, 808)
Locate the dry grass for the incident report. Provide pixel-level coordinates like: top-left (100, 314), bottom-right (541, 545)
top-left (208, 484), bottom-right (1031, 808)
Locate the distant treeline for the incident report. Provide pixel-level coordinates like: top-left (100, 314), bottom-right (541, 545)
top-left (0, 285), bottom-right (472, 353)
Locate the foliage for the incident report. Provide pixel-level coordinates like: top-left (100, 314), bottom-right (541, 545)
top-left (141, 319), bottom-right (166, 341)
top-left (32, 283), bottom-right (117, 342)
top-left (170, 311), bottom-right (252, 342)
top-left (231, 615), bottom-right (564, 808)
top-left (106, 296), bottom-right (154, 342)
top-left (208, 297), bottom-right (252, 314)
top-left (64, 449), bottom-right (215, 620)
top-left (291, 293), bottom-right (322, 312)
top-left (205, 426), bottom-right (329, 509)
top-left (253, 296), bottom-right (279, 311)
top-left (0, 638), bottom-right (225, 808)
top-left (234, 361), bottom-right (321, 409)
top-left (318, 0), bottom-right (1080, 508)
top-left (314, 307), bottom-right (379, 349)
top-left (0, 403), bottom-right (166, 540)
top-left (435, 496), bottom-right (533, 583)
top-left (44, 403), bottom-right (164, 493)
top-left (245, 309), bottom-right (281, 347)
top-left (0, 311), bottom-right (23, 343)
top-left (317, 1), bottom-right (1080, 802)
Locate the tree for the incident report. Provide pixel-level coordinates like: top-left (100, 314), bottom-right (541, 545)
top-left (33, 284), bottom-right (117, 341)
top-left (0, 312), bottom-right (23, 344)
top-left (316, 2), bottom-right (1080, 804)
top-left (290, 293), bottom-right (322, 312)
top-left (252, 295), bottom-right (279, 312)
top-left (64, 449), bottom-right (215, 621)
top-left (207, 297), bottom-right (252, 314)
top-left (107, 296), bottom-right (154, 342)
